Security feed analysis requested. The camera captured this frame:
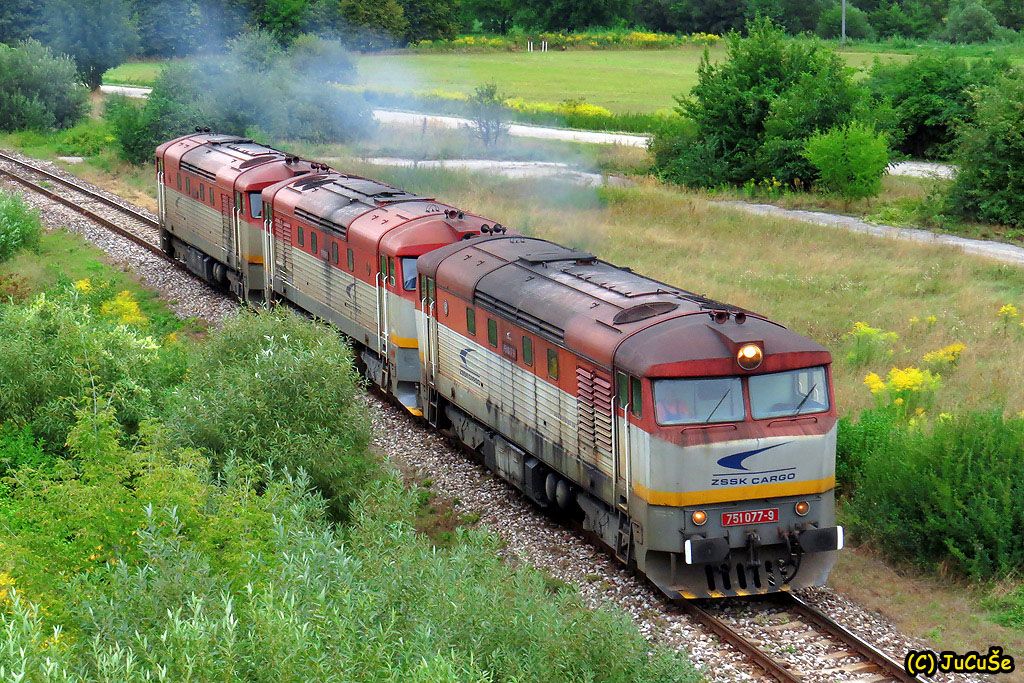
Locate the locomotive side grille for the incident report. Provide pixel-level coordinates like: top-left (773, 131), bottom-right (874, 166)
top-left (179, 161), bottom-right (216, 182)
top-left (575, 367), bottom-right (614, 476)
top-left (294, 208), bottom-right (348, 239)
top-left (475, 292), bottom-right (565, 343)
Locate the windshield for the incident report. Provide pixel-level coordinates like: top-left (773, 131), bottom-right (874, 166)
top-left (248, 192), bottom-right (262, 218)
top-left (749, 366), bottom-right (830, 419)
top-left (401, 257), bottom-right (418, 291)
top-left (654, 377), bottom-right (744, 425)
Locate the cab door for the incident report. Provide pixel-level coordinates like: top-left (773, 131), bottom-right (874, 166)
top-left (614, 371), bottom-right (643, 511)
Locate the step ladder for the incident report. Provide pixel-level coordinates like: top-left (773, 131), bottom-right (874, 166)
top-left (614, 509), bottom-right (634, 564)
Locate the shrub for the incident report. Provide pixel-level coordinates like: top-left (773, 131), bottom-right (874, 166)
top-left (467, 81), bottom-right (510, 147)
top-left (803, 121), bottom-right (890, 200)
top-left (863, 366), bottom-right (942, 415)
top-left (654, 19), bottom-right (870, 189)
top-left (947, 0), bottom-right (1003, 42)
top-left (867, 52), bottom-right (1018, 159)
top-left (844, 410), bottom-right (1024, 579)
top-left (0, 40), bottom-right (88, 132)
top-left (0, 192), bottom-right (42, 263)
top-left (921, 342), bottom-right (966, 372)
top-left (947, 76), bottom-right (1024, 227)
top-left (0, 282), bottom-right (180, 450)
top-left (816, 3), bottom-right (876, 39)
top-left (164, 310), bottom-right (377, 521)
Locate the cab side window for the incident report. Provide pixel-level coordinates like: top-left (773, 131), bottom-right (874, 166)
top-left (630, 376), bottom-right (643, 417)
top-left (466, 308), bottom-right (476, 336)
top-left (547, 349), bottom-right (559, 380)
top-left (487, 319), bottom-right (498, 347)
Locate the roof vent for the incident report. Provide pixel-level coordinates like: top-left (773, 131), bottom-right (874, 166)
top-left (612, 301), bottom-right (679, 325)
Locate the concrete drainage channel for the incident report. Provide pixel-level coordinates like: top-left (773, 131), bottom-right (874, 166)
top-left (1, 149), bottom-right (984, 682)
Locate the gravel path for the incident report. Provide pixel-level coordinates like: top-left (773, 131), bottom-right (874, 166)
top-left (715, 200), bottom-right (1024, 268)
top-left (5, 157), bottom-right (984, 681)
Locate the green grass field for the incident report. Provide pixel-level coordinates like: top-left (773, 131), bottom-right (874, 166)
top-left (104, 46), bottom-right (910, 114)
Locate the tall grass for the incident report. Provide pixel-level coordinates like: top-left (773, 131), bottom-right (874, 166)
top-left (0, 192), bottom-right (41, 264)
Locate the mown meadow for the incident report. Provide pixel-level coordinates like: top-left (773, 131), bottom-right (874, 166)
top-left (0, 191), bottom-right (702, 681)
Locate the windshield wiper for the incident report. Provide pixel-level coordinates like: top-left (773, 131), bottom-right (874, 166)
top-left (704, 388), bottom-right (732, 423)
top-left (793, 383), bottom-right (818, 414)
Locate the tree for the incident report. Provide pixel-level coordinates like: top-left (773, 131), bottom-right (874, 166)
top-left (654, 19), bottom-right (871, 188)
top-left (666, 0), bottom-right (747, 34)
top-left (817, 3), bottom-right (876, 39)
top-left (43, 0), bottom-right (138, 90)
top-left (947, 0), bottom-right (1003, 42)
top-left (467, 82), bottom-right (509, 148)
top-left (948, 76), bottom-right (1024, 227)
top-left (316, 0), bottom-right (408, 50)
top-left (258, 0), bottom-right (313, 42)
top-left (744, 0), bottom-right (827, 34)
top-left (0, 40), bottom-right (89, 132)
top-left (0, 0), bottom-right (43, 45)
top-left (527, 0), bottom-right (634, 31)
top-left (867, 52), bottom-right (1017, 158)
top-left (398, 0), bottom-right (460, 43)
top-left (869, 1), bottom-right (916, 38)
top-left (460, 0), bottom-right (520, 33)
top-left (983, 0), bottom-right (1024, 31)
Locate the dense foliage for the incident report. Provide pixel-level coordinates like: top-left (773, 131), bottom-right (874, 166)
top-left (839, 408), bottom-right (1024, 579)
top-left (0, 282), bottom-right (700, 682)
top-left (947, 76), bottom-right (1024, 227)
top-left (0, 40), bottom-right (88, 132)
top-left (653, 20), bottom-right (876, 189)
top-left (110, 32), bottom-right (373, 164)
top-left (0, 192), bottom-right (42, 264)
top-left (866, 52), bottom-right (1017, 159)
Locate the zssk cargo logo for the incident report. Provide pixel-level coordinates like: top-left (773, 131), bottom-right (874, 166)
top-left (710, 442), bottom-right (798, 487)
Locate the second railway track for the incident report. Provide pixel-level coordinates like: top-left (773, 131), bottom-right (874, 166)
top-left (0, 151), bottom-right (165, 258)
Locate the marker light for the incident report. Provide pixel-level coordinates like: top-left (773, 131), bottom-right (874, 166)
top-left (795, 501), bottom-right (810, 516)
top-left (691, 510), bottom-right (707, 526)
top-left (737, 343), bottom-right (764, 370)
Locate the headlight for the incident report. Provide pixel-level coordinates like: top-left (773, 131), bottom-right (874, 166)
top-left (737, 343), bottom-right (763, 370)
top-left (795, 501), bottom-right (810, 516)
top-left (691, 510), bottom-right (707, 526)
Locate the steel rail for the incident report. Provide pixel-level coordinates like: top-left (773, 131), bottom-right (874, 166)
top-left (0, 151), bottom-right (160, 229)
top-left (677, 599), bottom-right (803, 683)
top-left (782, 593), bottom-right (924, 683)
top-left (0, 153), bottom-right (167, 260)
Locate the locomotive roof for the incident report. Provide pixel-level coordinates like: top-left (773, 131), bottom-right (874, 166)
top-left (419, 236), bottom-right (830, 376)
top-left (157, 133), bottom-right (313, 187)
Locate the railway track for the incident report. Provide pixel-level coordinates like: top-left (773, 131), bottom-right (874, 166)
top-left (680, 592), bottom-right (925, 682)
top-left (0, 151), bottom-right (166, 259)
top-left (2, 149), bottom-right (940, 683)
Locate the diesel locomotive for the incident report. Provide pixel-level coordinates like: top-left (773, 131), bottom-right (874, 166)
top-left (156, 131), bottom-right (843, 599)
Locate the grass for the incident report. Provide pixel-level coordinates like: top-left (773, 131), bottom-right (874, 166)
top-left (0, 227), bottom-right (192, 333)
top-left (102, 47), bottom-right (908, 114)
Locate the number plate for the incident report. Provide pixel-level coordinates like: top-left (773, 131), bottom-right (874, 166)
top-left (721, 508), bottom-right (779, 527)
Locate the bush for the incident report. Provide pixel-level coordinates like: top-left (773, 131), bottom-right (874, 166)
top-left (0, 40), bottom-right (88, 132)
top-left (867, 52), bottom-right (1017, 159)
top-left (816, 3), bottom-right (876, 39)
top-left (654, 19), bottom-right (871, 189)
top-left (0, 192), bottom-right (41, 263)
top-left (842, 321), bottom-right (897, 367)
top-left (165, 310), bottom-right (377, 521)
top-left (843, 409), bottom-right (1024, 579)
top-left (803, 121), bottom-right (890, 199)
top-left (0, 283), bottom-right (180, 450)
top-left (947, 0), bottom-right (1003, 42)
top-left (947, 76), bottom-right (1024, 227)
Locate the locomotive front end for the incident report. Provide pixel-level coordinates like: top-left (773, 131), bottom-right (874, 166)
top-left (615, 312), bottom-right (843, 598)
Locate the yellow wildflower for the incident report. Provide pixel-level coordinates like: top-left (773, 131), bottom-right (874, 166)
top-left (894, 397), bottom-right (905, 406)
top-left (997, 303), bottom-right (1019, 321)
top-left (863, 372), bottom-right (885, 394)
top-left (915, 407), bottom-right (926, 416)
top-left (926, 315), bottom-right (937, 326)
top-left (0, 572), bottom-right (14, 606)
top-left (888, 366), bottom-right (940, 392)
top-left (908, 316), bottom-right (920, 326)
top-left (921, 342), bottom-right (966, 368)
top-left (100, 290), bottom-right (148, 326)
top-left (73, 278), bottom-right (92, 293)
top-left (938, 412), bottom-right (953, 422)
